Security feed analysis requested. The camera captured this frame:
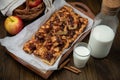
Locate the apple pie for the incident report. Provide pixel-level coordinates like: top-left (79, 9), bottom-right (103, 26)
top-left (23, 5), bottom-right (88, 65)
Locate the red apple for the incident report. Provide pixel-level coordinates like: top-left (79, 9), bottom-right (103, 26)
top-left (4, 16), bottom-right (24, 35)
top-left (28, 0), bottom-right (43, 8)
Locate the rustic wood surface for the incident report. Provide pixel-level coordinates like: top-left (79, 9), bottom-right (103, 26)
top-left (0, 0), bottom-right (120, 80)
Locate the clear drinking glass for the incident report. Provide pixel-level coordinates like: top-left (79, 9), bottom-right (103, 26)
top-left (73, 42), bottom-right (91, 68)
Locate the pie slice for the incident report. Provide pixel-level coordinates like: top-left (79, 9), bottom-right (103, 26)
top-left (23, 5), bottom-right (88, 65)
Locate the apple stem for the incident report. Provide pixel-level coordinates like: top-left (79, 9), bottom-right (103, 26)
top-left (9, 17), bottom-right (14, 22)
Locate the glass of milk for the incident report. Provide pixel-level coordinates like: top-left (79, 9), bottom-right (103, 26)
top-left (73, 42), bottom-right (91, 68)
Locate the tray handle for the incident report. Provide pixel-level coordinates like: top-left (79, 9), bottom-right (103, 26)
top-left (69, 2), bottom-right (95, 19)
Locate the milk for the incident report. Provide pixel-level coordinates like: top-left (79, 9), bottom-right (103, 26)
top-left (88, 25), bottom-right (115, 58)
top-left (73, 45), bottom-right (90, 68)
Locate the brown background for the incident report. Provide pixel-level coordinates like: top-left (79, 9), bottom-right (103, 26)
top-left (0, 0), bottom-right (120, 80)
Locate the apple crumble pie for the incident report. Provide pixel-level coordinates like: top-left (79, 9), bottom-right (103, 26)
top-left (23, 5), bottom-right (88, 65)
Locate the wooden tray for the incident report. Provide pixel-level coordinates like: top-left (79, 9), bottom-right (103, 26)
top-left (6, 2), bottom-right (94, 79)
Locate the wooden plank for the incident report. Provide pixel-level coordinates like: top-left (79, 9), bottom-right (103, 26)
top-left (5, 2), bottom-right (94, 79)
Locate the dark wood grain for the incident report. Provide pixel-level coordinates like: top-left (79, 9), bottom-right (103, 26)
top-left (0, 0), bottom-right (120, 80)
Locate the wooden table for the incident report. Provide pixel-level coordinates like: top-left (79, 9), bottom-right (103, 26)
top-left (0, 0), bottom-right (120, 80)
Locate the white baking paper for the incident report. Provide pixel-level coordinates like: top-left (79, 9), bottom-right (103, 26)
top-left (0, 0), bottom-right (93, 73)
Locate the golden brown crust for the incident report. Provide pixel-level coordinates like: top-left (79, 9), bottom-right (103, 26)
top-left (23, 5), bottom-right (88, 65)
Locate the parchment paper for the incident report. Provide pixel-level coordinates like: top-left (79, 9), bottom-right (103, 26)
top-left (0, 0), bottom-right (93, 73)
